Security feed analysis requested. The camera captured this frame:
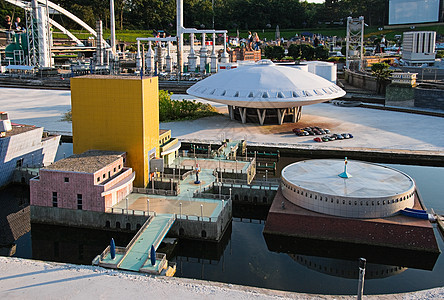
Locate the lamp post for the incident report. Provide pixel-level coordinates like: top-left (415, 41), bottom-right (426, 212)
top-left (229, 188), bottom-right (232, 200)
top-left (180, 202), bottom-right (182, 219)
top-left (147, 198), bottom-right (150, 214)
top-left (357, 258), bottom-right (366, 300)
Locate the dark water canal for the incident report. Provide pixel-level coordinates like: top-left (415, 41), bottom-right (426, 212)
top-left (1, 143), bottom-right (444, 295)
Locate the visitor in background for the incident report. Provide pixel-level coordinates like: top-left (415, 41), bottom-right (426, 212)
top-left (14, 17), bottom-right (22, 31)
top-left (253, 32), bottom-right (261, 50)
top-left (247, 31), bottom-right (253, 51)
top-left (313, 35), bottom-right (320, 47)
top-left (3, 15), bottom-right (12, 30)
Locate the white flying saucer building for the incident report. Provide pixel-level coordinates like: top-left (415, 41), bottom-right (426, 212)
top-left (187, 60), bottom-right (346, 125)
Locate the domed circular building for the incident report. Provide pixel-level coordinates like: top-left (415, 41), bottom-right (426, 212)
top-left (280, 159), bottom-right (416, 219)
top-left (187, 60), bottom-right (346, 125)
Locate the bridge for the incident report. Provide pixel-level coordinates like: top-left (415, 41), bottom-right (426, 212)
top-left (93, 214), bottom-right (176, 276)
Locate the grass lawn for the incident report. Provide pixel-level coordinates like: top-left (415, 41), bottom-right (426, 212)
top-left (52, 24), bottom-right (444, 44)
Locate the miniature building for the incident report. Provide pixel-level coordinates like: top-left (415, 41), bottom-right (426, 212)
top-left (280, 159), bottom-right (416, 219)
top-left (264, 159), bottom-right (439, 252)
top-left (402, 31), bottom-right (436, 66)
top-left (391, 72), bottom-right (417, 87)
top-left (187, 60), bottom-right (345, 125)
top-left (30, 150), bottom-right (135, 212)
top-left (0, 112), bottom-right (60, 187)
top-left (71, 75), bottom-right (159, 188)
top-left (159, 129), bottom-right (180, 166)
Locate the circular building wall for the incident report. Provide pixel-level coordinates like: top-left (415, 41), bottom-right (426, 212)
top-left (281, 159), bottom-right (416, 219)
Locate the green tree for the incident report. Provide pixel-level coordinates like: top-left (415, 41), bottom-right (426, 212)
top-left (314, 45), bottom-right (329, 60)
top-left (371, 62), bottom-right (392, 94)
top-left (264, 45), bottom-right (285, 60)
top-left (300, 44), bottom-right (315, 60)
top-left (288, 44), bottom-right (301, 60)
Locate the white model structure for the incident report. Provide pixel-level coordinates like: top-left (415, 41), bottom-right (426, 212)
top-left (281, 159), bottom-right (416, 219)
top-left (402, 31), bottom-right (436, 66)
top-left (346, 16), bottom-right (364, 71)
top-left (187, 60), bottom-right (345, 125)
top-left (5, 0), bottom-right (115, 68)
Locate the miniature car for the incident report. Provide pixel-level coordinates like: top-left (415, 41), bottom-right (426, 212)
top-left (341, 133), bottom-right (351, 139)
top-left (314, 137), bottom-right (322, 142)
top-left (322, 136), bottom-right (331, 142)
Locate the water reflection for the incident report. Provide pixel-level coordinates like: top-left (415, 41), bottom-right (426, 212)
top-left (263, 233), bottom-right (439, 273)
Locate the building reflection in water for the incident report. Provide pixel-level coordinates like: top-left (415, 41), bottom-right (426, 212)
top-left (263, 232), bottom-right (439, 279)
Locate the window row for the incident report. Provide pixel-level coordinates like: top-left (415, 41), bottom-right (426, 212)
top-left (96, 164), bottom-right (122, 183)
top-left (282, 182), bottom-right (415, 206)
top-left (52, 192), bottom-right (83, 210)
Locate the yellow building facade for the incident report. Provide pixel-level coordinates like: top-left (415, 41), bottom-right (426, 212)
top-left (71, 75), bottom-right (159, 187)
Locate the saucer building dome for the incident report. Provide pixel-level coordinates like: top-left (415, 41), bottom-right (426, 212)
top-left (187, 60), bottom-right (346, 125)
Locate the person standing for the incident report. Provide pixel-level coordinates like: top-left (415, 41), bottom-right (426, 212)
top-left (3, 15), bottom-right (12, 30)
top-left (14, 17), bottom-right (22, 31)
top-left (247, 31), bottom-right (253, 51)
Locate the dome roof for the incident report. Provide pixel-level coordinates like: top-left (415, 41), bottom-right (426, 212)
top-left (187, 60), bottom-right (346, 109)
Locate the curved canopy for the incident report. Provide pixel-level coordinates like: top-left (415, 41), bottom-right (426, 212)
top-left (187, 60), bottom-right (346, 109)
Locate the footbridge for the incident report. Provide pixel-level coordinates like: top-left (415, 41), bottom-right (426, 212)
top-left (93, 214), bottom-right (176, 275)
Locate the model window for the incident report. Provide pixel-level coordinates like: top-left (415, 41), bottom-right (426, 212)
top-left (118, 165), bottom-right (121, 169)
top-left (114, 167), bottom-right (116, 172)
top-left (77, 194), bottom-right (83, 210)
top-left (103, 174), bottom-right (105, 179)
top-left (52, 192), bottom-right (58, 207)
top-left (64, 177), bottom-right (69, 183)
top-left (97, 177), bottom-right (100, 182)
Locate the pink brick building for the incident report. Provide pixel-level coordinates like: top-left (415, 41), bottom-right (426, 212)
top-left (30, 150), bottom-right (135, 212)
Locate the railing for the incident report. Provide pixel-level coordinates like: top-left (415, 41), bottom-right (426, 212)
top-left (174, 198), bottom-right (231, 223)
top-left (152, 215), bottom-right (176, 250)
top-left (107, 207), bottom-right (158, 217)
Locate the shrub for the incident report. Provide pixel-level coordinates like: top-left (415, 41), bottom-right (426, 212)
top-left (288, 44), bottom-right (301, 60)
top-left (264, 46), bottom-right (285, 60)
top-left (314, 45), bottom-right (329, 60)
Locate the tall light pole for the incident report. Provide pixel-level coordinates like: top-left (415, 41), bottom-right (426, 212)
top-left (110, 0), bottom-right (116, 55)
top-left (212, 0), bottom-right (215, 29)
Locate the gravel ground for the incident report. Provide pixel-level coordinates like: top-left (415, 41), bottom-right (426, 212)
top-left (0, 257), bottom-right (443, 299)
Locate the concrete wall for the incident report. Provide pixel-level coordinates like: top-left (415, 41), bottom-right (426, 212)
top-left (384, 84), bottom-right (444, 111)
top-left (31, 205), bottom-right (149, 232)
top-left (385, 84), bottom-right (415, 107)
top-left (31, 202), bottom-right (231, 241)
top-left (168, 200), bottom-right (232, 241)
top-left (344, 69), bottom-right (389, 94)
top-left (414, 86), bottom-right (444, 110)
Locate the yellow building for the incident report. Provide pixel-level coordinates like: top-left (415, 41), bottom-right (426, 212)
top-left (71, 75), bottom-right (159, 187)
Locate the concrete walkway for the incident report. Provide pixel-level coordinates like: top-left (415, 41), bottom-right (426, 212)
top-left (2, 87), bottom-right (444, 151)
top-left (0, 257), bottom-right (443, 299)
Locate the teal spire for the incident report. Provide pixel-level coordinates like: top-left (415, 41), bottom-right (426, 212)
top-left (338, 157), bottom-right (352, 178)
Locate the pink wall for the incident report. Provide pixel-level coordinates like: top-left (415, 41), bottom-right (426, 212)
top-left (30, 155), bottom-right (133, 212)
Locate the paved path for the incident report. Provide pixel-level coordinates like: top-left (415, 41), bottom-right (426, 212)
top-left (0, 257), bottom-right (443, 299)
top-left (2, 88), bottom-right (444, 151)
